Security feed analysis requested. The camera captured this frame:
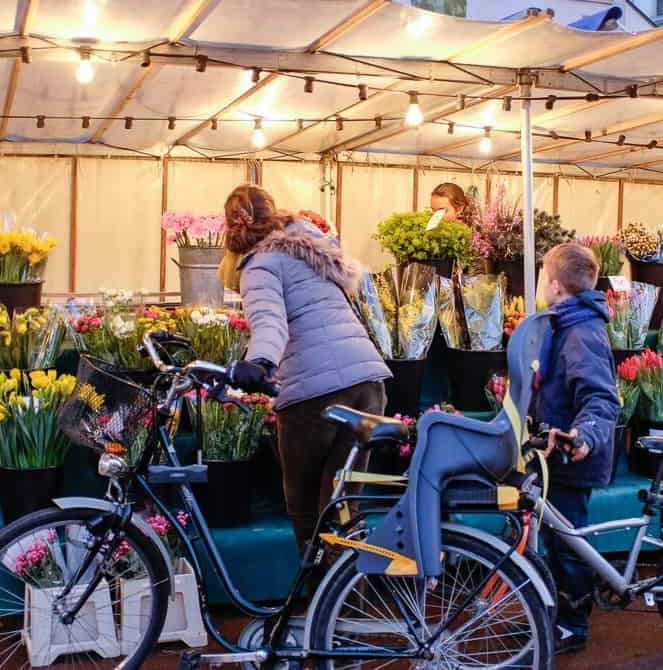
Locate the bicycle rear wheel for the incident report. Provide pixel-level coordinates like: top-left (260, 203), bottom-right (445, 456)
top-left (309, 529), bottom-right (553, 670)
top-left (0, 506), bottom-right (169, 669)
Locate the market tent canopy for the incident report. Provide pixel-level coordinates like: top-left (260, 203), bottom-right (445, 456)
top-left (3, 1), bottom-right (663, 180)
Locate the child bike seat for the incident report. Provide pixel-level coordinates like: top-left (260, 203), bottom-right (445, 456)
top-left (322, 405), bottom-right (409, 445)
top-left (356, 311), bottom-right (553, 577)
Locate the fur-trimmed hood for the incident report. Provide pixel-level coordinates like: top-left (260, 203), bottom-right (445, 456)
top-left (239, 227), bottom-right (363, 294)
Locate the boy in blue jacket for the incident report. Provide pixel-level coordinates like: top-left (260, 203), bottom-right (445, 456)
top-left (533, 243), bottom-right (620, 655)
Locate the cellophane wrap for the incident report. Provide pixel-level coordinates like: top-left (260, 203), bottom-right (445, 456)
top-left (398, 263), bottom-right (438, 359)
top-left (607, 282), bottom-right (660, 349)
top-left (438, 276), bottom-right (464, 348)
top-left (356, 270), bottom-right (398, 359)
top-left (461, 274), bottom-right (506, 351)
top-left (628, 282), bottom-right (659, 348)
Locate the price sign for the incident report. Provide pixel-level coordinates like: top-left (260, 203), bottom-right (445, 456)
top-left (426, 209), bottom-right (446, 231)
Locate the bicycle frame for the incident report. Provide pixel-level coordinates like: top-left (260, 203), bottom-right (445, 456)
top-left (532, 449), bottom-right (663, 601)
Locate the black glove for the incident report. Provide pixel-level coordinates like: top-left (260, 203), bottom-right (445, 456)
top-left (230, 360), bottom-right (269, 391)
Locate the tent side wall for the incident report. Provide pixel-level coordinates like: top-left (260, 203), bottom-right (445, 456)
top-left (0, 156), bottom-right (661, 293)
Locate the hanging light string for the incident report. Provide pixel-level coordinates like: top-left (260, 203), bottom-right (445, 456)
top-left (7, 111), bottom-right (663, 153)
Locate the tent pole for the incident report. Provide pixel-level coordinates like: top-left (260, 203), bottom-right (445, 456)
top-left (519, 72), bottom-right (536, 314)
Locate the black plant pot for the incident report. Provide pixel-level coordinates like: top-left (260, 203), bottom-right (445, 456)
top-left (610, 425), bottom-right (628, 484)
top-left (0, 281), bottom-right (43, 316)
top-left (420, 258), bottom-right (453, 278)
top-left (629, 256), bottom-right (663, 330)
top-left (384, 359), bottom-right (427, 417)
top-left (197, 460), bottom-right (252, 528)
top-left (447, 349), bottom-right (507, 412)
top-left (0, 466), bottom-right (64, 525)
top-left (595, 276), bottom-right (612, 292)
top-left (495, 260), bottom-right (540, 298)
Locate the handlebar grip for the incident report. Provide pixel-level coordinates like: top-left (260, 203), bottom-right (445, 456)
top-left (554, 430), bottom-right (578, 449)
top-left (150, 331), bottom-right (190, 346)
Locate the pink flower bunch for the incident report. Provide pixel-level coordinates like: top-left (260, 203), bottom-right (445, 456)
top-left (15, 539), bottom-right (51, 576)
top-left (229, 313), bottom-right (249, 332)
top-left (161, 211), bottom-right (225, 248)
top-left (146, 514), bottom-right (172, 538)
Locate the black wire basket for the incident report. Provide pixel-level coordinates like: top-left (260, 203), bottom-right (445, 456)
top-left (58, 355), bottom-right (157, 466)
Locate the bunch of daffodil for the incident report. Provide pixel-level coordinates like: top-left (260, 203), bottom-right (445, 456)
top-left (0, 369), bottom-right (76, 469)
top-left (0, 306), bottom-right (65, 370)
top-left (0, 229), bottom-right (57, 283)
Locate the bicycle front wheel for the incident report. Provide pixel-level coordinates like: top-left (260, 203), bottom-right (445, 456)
top-left (0, 506), bottom-right (170, 669)
top-left (309, 529), bottom-right (553, 670)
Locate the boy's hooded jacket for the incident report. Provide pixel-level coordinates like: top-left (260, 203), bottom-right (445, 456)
top-left (533, 290), bottom-right (620, 488)
top-left (238, 221), bottom-right (390, 410)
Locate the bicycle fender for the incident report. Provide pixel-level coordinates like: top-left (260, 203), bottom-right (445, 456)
top-left (442, 522), bottom-right (555, 608)
top-left (53, 497), bottom-right (175, 598)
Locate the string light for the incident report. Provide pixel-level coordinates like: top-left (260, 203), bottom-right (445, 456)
top-left (297, 119), bottom-right (304, 131)
top-left (196, 55), bottom-right (208, 73)
top-left (375, 116), bottom-right (383, 129)
top-left (251, 68), bottom-right (261, 83)
top-left (76, 49), bottom-right (94, 84)
top-left (336, 117), bottom-right (344, 131)
top-left (252, 118), bottom-right (266, 148)
top-left (211, 118), bottom-right (218, 131)
top-left (448, 121), bottom-right (455, 134)
top-left (141, 51), bottom-right (151, 68)
top-left (648, 139), bottom-right (658, 149)
top-left (405, 91), bottom-right (423, 127)
top-left (627, 85), bottom-right (639, 98)
top-left (358, 84), bottom-right (368, 101)
top-left (36, 116), bottom-right (45, 129)
top-left (124, 117), bottom-right (133, 130)
top-left (479, 127), bottom-right (492, 153)
top-left (549, 130), bottom-right (559, 140)
top-left (586, 93), bottom-right (600, 102)
top-left (304, 77), bottom-right (315, 94)
top-left (545, 95), bottom-right (556, 110)
top-left (617, 134), bottom-right (626, 145)
top-left (502, 96), bottom-right (512, 112)
top-left (584, 130), bottom-right (592, 142)
top-left (81, 116), bottom-right (90, 129)
top-left (168, 117), bottom-right (176, 130)
top-left (457, 94), bottom-right (466, 111)
top-left (20, 47), bottom-right (31, 64)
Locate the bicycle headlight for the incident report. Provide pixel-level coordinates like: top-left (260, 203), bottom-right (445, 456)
top-left (98, 452), bottom-right (130, 478)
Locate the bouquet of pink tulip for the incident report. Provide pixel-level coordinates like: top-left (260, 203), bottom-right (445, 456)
top-left (161, 211), bottom-right (225, 248)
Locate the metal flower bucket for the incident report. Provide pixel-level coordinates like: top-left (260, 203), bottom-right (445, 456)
top-left (174, 247), bottom-right (225, 306)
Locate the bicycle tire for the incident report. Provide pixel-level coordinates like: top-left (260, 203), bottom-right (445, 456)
top-left (0, 506), bottom-right (170, 669)
top-left (309, 529), bottom-right (554, 670)
top-left (524, 546), bottom-right (558, 623)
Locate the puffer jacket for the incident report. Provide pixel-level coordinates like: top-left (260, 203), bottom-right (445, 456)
top-left (238, 221), bottom-right (391, 410)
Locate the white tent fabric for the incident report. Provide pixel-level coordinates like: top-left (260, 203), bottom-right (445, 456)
top-left (1, 0), bottom-right (663, 181)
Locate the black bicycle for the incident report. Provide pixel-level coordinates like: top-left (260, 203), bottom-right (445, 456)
top-left (0, 330), bottom-right (554, 669)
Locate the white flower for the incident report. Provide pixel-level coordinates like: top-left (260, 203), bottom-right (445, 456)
top-left (110, 315), bottom-right (136, 338)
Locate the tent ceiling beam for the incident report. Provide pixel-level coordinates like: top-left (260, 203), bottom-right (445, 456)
top-left (173, 0), bottom-right (388, 145)
top-left (90, 0), bottom-right (214, 143)
top-left (320, 84), bottom-right (517, 155)
top-left (2, 37), bottom-right (657, 94)
top-left (0, 0), bottom-right (38, 139)
top-left (562, 26), bottom-right (663, 71)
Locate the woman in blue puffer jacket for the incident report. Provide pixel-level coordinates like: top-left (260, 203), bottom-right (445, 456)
top-left (221, 184), bottom-right (391, 555)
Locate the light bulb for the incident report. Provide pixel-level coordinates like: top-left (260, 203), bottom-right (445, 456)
top-left (252, 120), bottom-right (266, 149)
top-left (406, 14), bottom-right (433, 39)
top-left (76, 59), bottom-right (94, 84)
top-left (83, 0), bottom-right (99, 27)
top-left (479, 136), bottom-right (493, 153)
top-left (405, 91), bottom-right (423, 127)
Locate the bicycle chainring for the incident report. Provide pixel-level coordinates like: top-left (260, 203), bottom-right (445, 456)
top-left (238, 619), bottom-right (300, 670)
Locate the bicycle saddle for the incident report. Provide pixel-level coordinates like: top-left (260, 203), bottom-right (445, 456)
top-left (322, 405), bottom-right (409, 445)
top-left (637, 436), bottom-right (663, 453)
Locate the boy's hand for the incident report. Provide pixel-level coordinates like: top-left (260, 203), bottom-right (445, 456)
top-left (545, 428), bottom-right (590, 462)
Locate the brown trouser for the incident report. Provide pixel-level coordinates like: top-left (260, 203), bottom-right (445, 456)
top-left (276, 381), bottom-right (387, 556)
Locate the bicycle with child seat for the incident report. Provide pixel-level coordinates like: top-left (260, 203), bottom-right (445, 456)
top-left (0, 328), bottom-right (558, 670)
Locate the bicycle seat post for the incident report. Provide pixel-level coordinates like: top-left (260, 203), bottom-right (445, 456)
top-left (331, 442), bottom-right (361, 502)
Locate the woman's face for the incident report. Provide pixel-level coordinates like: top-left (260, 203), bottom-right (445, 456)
top-left (430, 194), bottom-right (462, 221)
